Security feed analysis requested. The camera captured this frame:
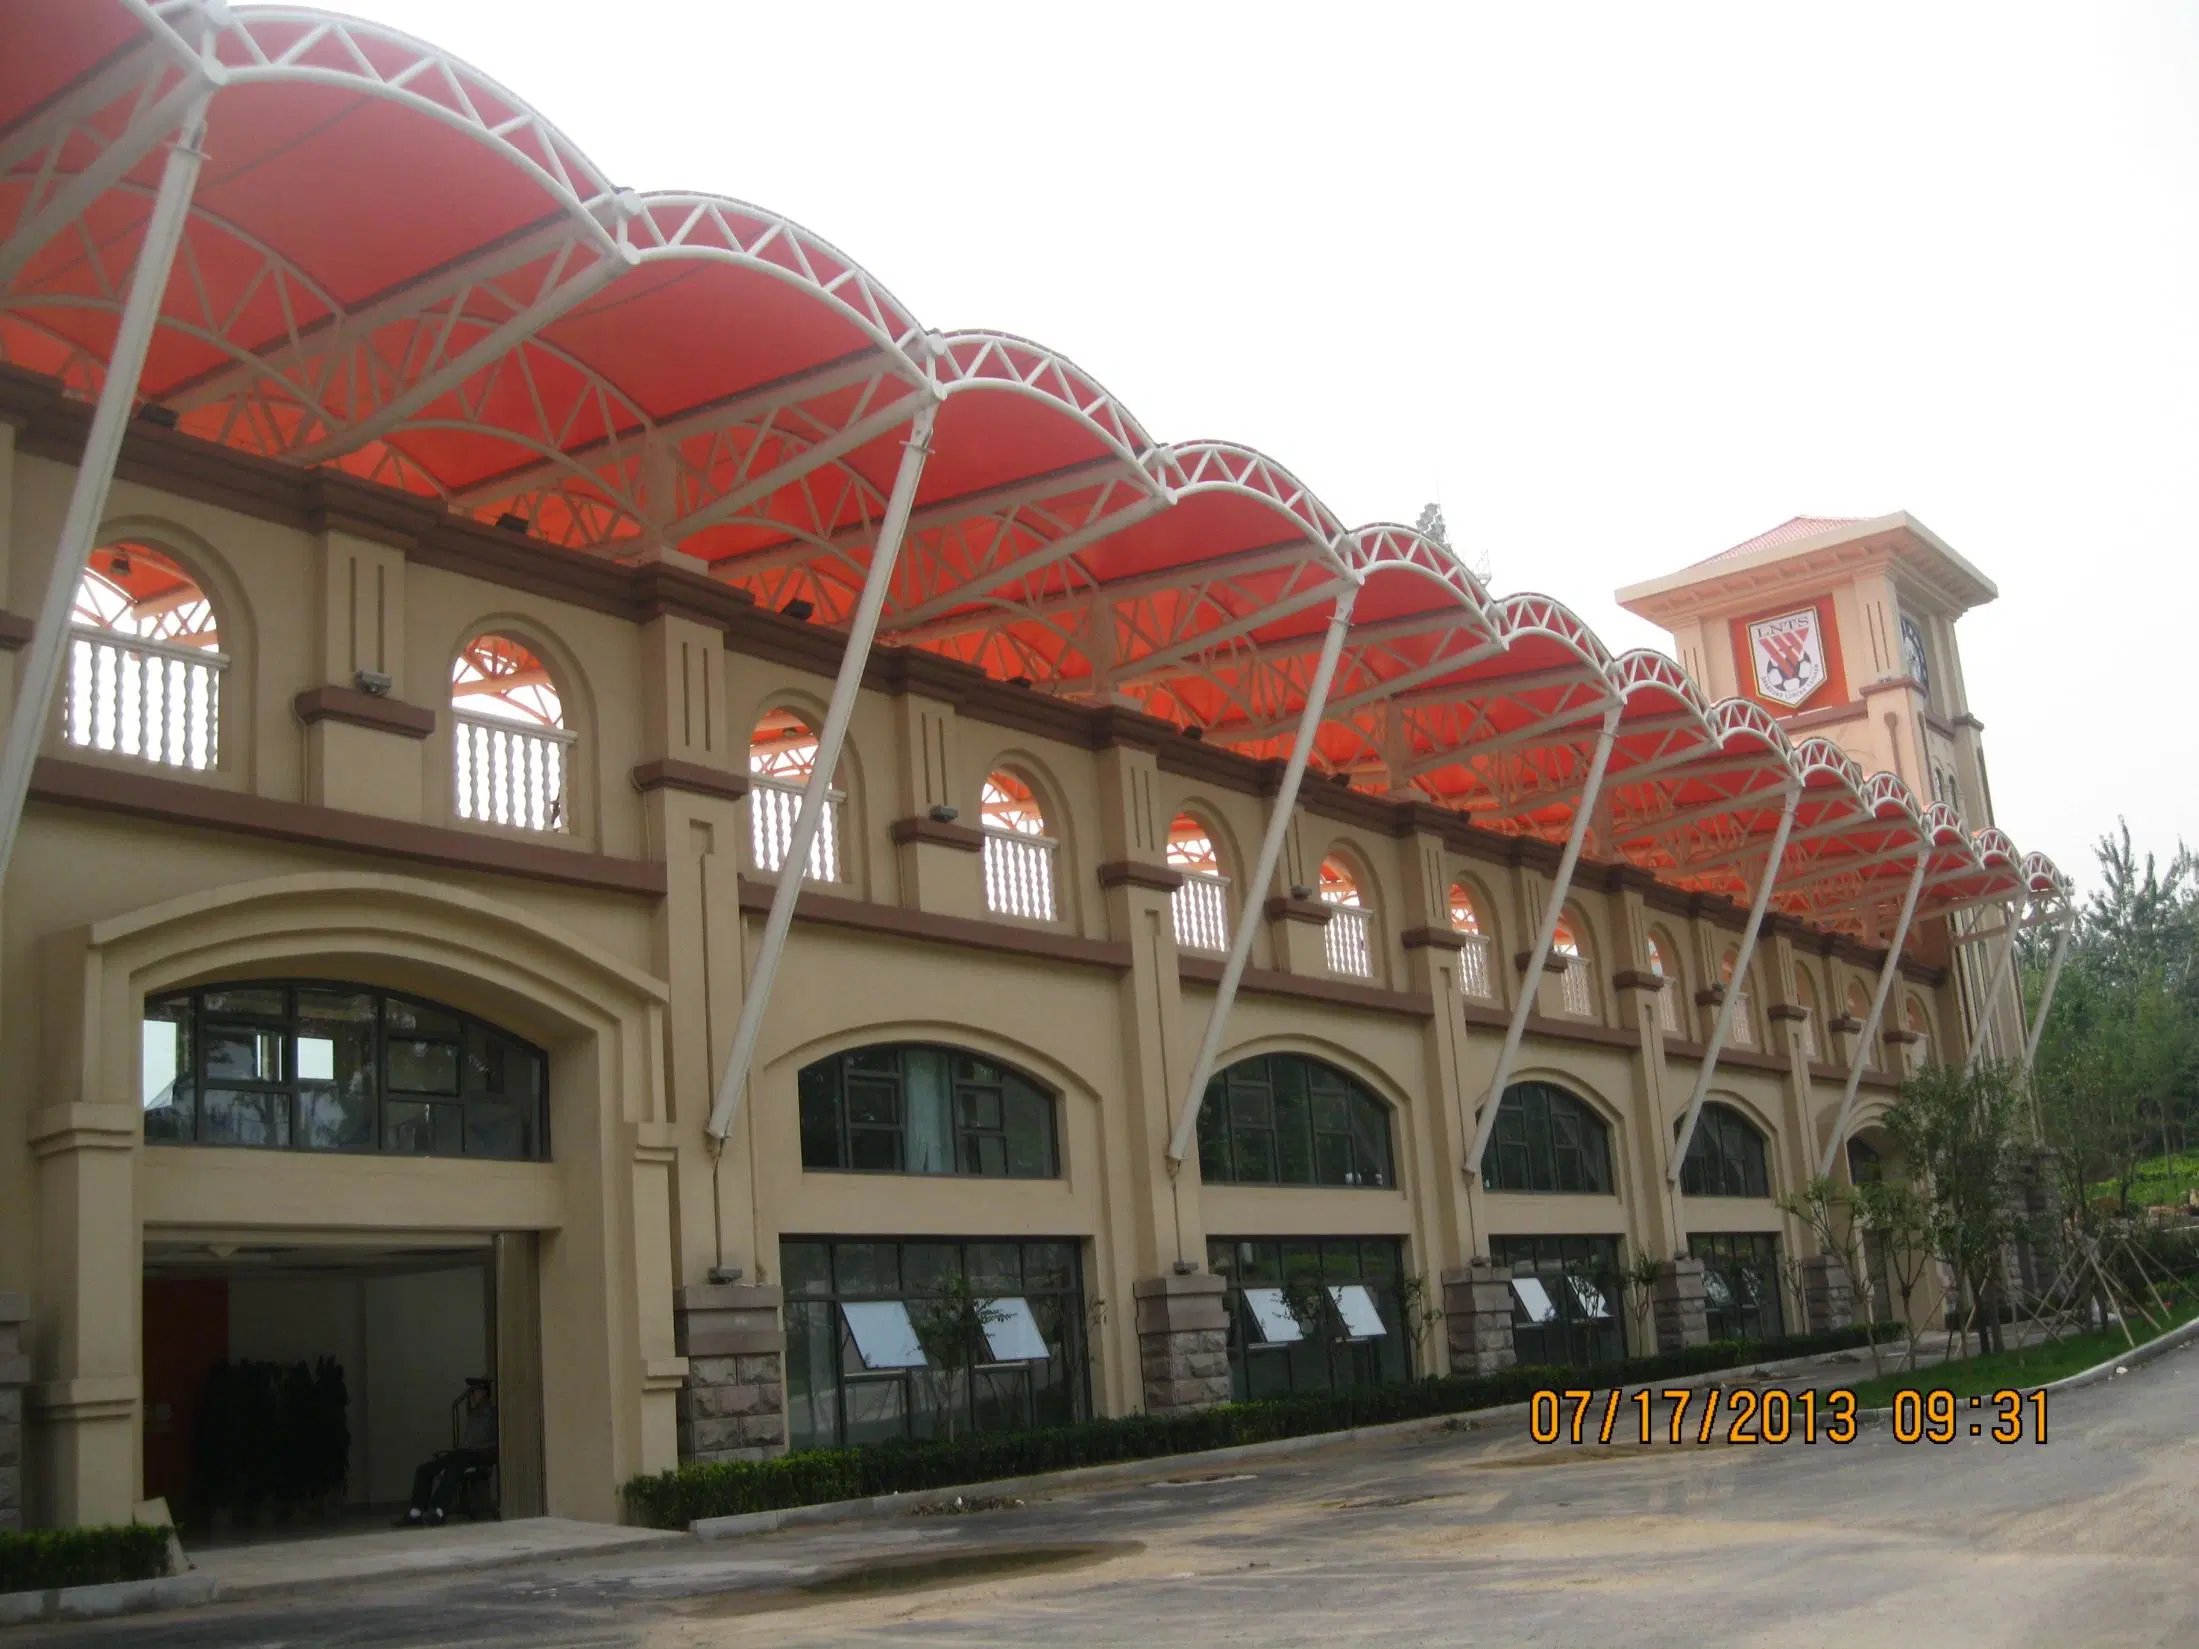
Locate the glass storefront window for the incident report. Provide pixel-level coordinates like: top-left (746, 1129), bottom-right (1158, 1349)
top-left (1206, 1236), bottom-right (1411, 1399)
top-left (1489, 1234), bottom-right (1626, 1368)
top-left (1690, 1232), bottom-right (1786, 1342)
top-left (1197, 1056), bottom-right (1395, 1189)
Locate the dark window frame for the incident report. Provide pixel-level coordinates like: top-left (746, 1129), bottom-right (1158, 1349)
top-left (1490, 1233), bottom-right (1626, 1370)
top-left (1481, 1081), bottom-right (1615, 1194)
top-left (1196, 1055), bottom-right (1396, 1190)
top-left (1679, 1103), bottom-right (1771, 1198)
top-left (780, 1236), bottom-right (1090, 1451)
top-left (141, 980), bottom-right (548, 1161)
top-left (798, 1044), bottom-right (1060, 1180)
top-left (1206, 1236), bottom-right (1412, 1399)
top-left (1690, 1231), bottom-right (1786, 1343)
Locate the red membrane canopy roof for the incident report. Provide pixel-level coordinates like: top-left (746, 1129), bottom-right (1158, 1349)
top-left (0, 0), bottom-right (2069, 940)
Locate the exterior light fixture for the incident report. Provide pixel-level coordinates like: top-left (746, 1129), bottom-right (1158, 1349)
top-left (928, 804), bottom-right (960, 823)
top-left (354, 669), bottom-right (392, 697)
top-left (136, 403), bottom-right (178, 429)
top-left (1290, 884), bottom-right (1313, 900)
top-left (781, 598), bottom-right (815, 621)
top-left (494, 512), bottom-right (528, 533)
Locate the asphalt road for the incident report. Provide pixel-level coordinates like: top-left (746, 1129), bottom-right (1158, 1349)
top-left (24, 1340), bottom-right (2199, 1649)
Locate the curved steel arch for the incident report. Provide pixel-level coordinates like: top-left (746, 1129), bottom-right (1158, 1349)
top-left (929, 330), bottom-right (1165, 479)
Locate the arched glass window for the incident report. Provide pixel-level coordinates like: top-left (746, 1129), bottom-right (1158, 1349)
top-left (1846, 1136), bottom-right (1884, 1184)
top-left (749, 709), bottom-right (841, 880)
top-left (66, 542), bottom-right (225, 771)
top-left (1553, 910), bottom-right (1594, 1017)
top-left (1319, 857), bottom-right (1373, 979)
top-left (981, 769), bottom-right (1057, 921)
top-left (1647, 932), bottom-right (1682, 1035)
top-left (798, 1044), bottom-right (1057, 1178)
top-left (1482, 1081), bottom-right (1613, 1194)
top-left (453, 633), bottom-right (570, 833)
top-left (141, 982), bottom-right (546, 1159)
top-left (1168, 813), bottom-right (1230, 952)
top-left (1680, 1102), bottom-right (1771, 1198)
top-left (1720, 947), bottom-right (1756, 1048)
top-left (1197, 1054), bottom-right (1394, 1189)
top-left (1450, 883), bottom-right (1494, 999)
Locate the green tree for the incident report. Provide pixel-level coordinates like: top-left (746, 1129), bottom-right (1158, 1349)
top-left (1852, 1176), bottom-right (1935, 1368)
top-left (907, 1274), bottom-right (1007, 1442)
top-left (1883, 1060), bottom-right (2028, 1355)
top-left (1776, 1175), bottom-right (1884, 1376)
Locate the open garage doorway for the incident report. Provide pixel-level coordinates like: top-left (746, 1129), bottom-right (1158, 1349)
top-left (141, 1233), bottom-right (546, 1543)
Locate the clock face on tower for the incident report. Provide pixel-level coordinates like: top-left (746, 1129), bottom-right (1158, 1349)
top-left (1900, 616), bottom-right (1930, 692)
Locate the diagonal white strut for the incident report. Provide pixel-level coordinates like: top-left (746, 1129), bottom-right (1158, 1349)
top-left (704, 397), bottom-right (940, 1144)
top-left (1463, 702), bottom-right (1624, 1178)
top-left (1165, 576), bottom-right (1363, 1167)
top-left (2018, 902), bottom-right (2076, 1083)
top-left (1963, 898), bottom-right (2023, 1072)
top-left (1818, 849), bottom-right (1931, 1178)
top-left (0, 94), bottom-right (212, 890)
top-left (1668, 784), bottom-right (1800, 1182)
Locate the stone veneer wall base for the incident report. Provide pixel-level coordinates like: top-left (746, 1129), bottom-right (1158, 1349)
top-left (1653, 1258), bottom-right (1709, 1352)
top-left (1134, 1273), bottom-right (1232, 1415)
top-left (1441, 1264), bottom-right (1516, 1374)
top-left (673, 1284), bottom-right (787, 1464)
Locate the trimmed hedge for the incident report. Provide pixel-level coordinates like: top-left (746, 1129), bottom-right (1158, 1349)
top-left (0, 1525), bottom-right (173, 1595)
top-left (627, 1323), bottom-right (1891, 1527)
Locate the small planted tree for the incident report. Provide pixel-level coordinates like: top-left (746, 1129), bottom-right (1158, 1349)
top-left (1777, 1175), bottom-right (1883, 1377)
top-left (1853, 1176), bottom-right (1935, 1369)
top-left (1883, 1060), bottom-right (2028, 1356)
top-left (1393, 1272), bottom-right (1444, 1378)
top-left (907, 1274), bottom-right (1007, 1442)
top-left (1620, 1251), bottom-right (1665, 1359)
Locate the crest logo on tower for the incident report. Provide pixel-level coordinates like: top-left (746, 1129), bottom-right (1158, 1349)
top-left (1747, 608), bottom-right (1828, 709)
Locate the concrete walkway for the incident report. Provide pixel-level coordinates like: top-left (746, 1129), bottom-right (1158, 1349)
top-left (183, 1516), bottom-right (683, 1600)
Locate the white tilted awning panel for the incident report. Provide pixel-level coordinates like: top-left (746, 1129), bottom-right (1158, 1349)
top-left (980, 1297), bottom-right (1051, 1362)
top-left (841, 1300), bottom-right (927, 1369)
top-left (1242, 1287), bottom-right (1304, 1344)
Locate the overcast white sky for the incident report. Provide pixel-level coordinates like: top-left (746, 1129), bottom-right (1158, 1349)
top-left (352, 0), bottom-right (2199, 889)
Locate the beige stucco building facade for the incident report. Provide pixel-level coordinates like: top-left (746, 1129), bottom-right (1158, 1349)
top-left (0, 380), bottom-right (1977, 1530)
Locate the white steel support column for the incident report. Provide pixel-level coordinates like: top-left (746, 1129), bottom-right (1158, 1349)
top-left (1963, 899), bottom-right (2023, 1072)
top-left (704, 397), bottom-right (940, 1145)
top-left (1817, 850), bottom-right (1931, 1178)
top-left (1668, 784), bottom-right (1800, 1182)
top-left (2019, 904), bottom-right (2077, 1083)
top-left (0, 94), bottom-right (212, 888)
top-left (1463, 703), bottom-right (1623, 1178)
top-left (1164, 576), bottom-right (1363, 1167)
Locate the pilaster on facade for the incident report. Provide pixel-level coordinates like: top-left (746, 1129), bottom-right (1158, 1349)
top-left (1134, 1272), bottom-right (1232, 1416)
top-left (672, 1283), bottom-right (786, 1461)
top-left (303, 529), bottom-right (430, 821)
top-left (0, 1293), bottom-right (25, 1532)
top-left (1441, 1264), bottom-right (1516, 1374)
top-left (1799, 1254), bottom-right (1855, 1335)
top-left (1610, 885), bottom-right (1683, 1260)
top-left (1653, 1256), bottom-right (1709, 1352)
top-left (890, 690), bottom-right (986, 920)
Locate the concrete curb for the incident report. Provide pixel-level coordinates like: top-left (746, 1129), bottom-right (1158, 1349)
top-left (1849, 1310), bottom-right (2199, 1427)
top-left (0, 1572), bottom-right (219, 1627)
top-left (206, 1528), bottom-right (691, 1604)
top-left (689, 1341), bottom-right (1881, 1540)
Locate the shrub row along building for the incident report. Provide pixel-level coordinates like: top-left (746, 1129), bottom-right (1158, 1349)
top-left (0, 1), bottom-right (2070, 1529)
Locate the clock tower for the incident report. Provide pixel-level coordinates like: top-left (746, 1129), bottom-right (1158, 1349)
top-left (1615, 513), bottom-right (2000, 830)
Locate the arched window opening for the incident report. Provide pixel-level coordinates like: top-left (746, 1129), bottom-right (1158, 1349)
top-left (1647, 932), bottom-right (1682, 1035)
top-left (1552, 910), bottom-right (1594, 1018)
top-left (1845, 980), bottom-right (1872, 1022)
top-left (66, 543), bottom-right (224, 771)
top-left (1168, 814), bottom-right (1230, 952)
top-left (1482, 1081), bottom-right (1614, 1195)
top-left (1720, 947), bottom-right (1757, 1049)
top-left (1197, 1054), bottom-right (1394, 1189)
top-left (1680, 1102), bottom-right (1771, 1198)
top-left (452, 634), bottom-right (571, 834)
top-left (141, 982), bottom-right (546, 1160)
top-left (1450, 883), bottom-right (1494, 999)
top-left (981, 769), bottom-right (1057, 921)
top-left (1319, 856), bottom-right (1373, 979)
top-left (749, 709), bottom-right (841, 881)
top-left (1794, 969), bottom-right (1823, 1061)
top-left (1906, 997), bottom-right (1932, 1068)
top-left (797, 1044), bottom-right (1058, 1178)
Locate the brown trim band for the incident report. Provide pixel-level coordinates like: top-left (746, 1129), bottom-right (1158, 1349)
top-left (1515, 949), bottom-right (1570, 975)
top-left (1810, 1060), bottom-right (1900, 1091)
top-left (1098, 859), bottom-right (1186, 893)
top-left (1662, 1039), bottom-right (1791, 1076)
top-left (292, 685), bottom-right (436, 739)
top-left (1399, 926), bottom-right (1467, 952)
top-left (888, 815), bottom-right (986, 852)
top-left (1459, 1001), bottom-right (1642, 1052)
top-left (0, 612), bottom-right (33, 652)
top-left (1827, 1015), bottom-right (1863, 1035)
top-left (1179, 955), bottom-right (1430, 1019)
top-left (1609, 968), bottom-right (1666, 993)
top-left (734, 876), bottom-right (1131, 972)
top-left (1265, 895), bottom-right (1334, 926)
top-left (28, 756), bottom-right (667, 895)
top-left (631, 759), bottom-right (748, 803)
top-left (1881, 1027), bottom-right (1922, 1046)
top-left (1766, 1003), bottom-right (1809, 1023)
top-left (1693, 986), bottom-right (1726, 1008)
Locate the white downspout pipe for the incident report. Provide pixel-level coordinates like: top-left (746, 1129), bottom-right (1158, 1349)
top-left (1963, 898), bottom-right (2023, 1072)
top-left (1669, 784), bottom-right (1799, 1182)
top-left (705, 397), bottom-right (940, 1145)
top-left (1165, 576), bottom-right (1362, 1167)
top-left (1463, 701), bottom-right (1623, 1178)
top-left (1817, 849), bottom-right (1931, 1178)
top-left (0, 93), bottom-right (212, 888)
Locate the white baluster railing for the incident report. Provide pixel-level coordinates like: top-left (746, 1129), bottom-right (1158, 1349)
top-left (1559, 952), bottom-right (1594, 1017)
top-left (1172, 871), bottom-right (1231, 952)
top-left (983, 827), bottom-right (1058, 921)
top-left (750, 773), bottom-right (843, 881)
top-left (63, 626), bottom-right (225, 771)
top-left (1657, 978), bottom-right (1681, 1035)
top-left (1729, 985), bottom-right (1757, 1048)
top-left (454, 711), bottom-right (575, 834)
top-left (1324, 904), bottom-right (1373, 979)
top-left (1456, 931), bottom-right (1493, 998)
